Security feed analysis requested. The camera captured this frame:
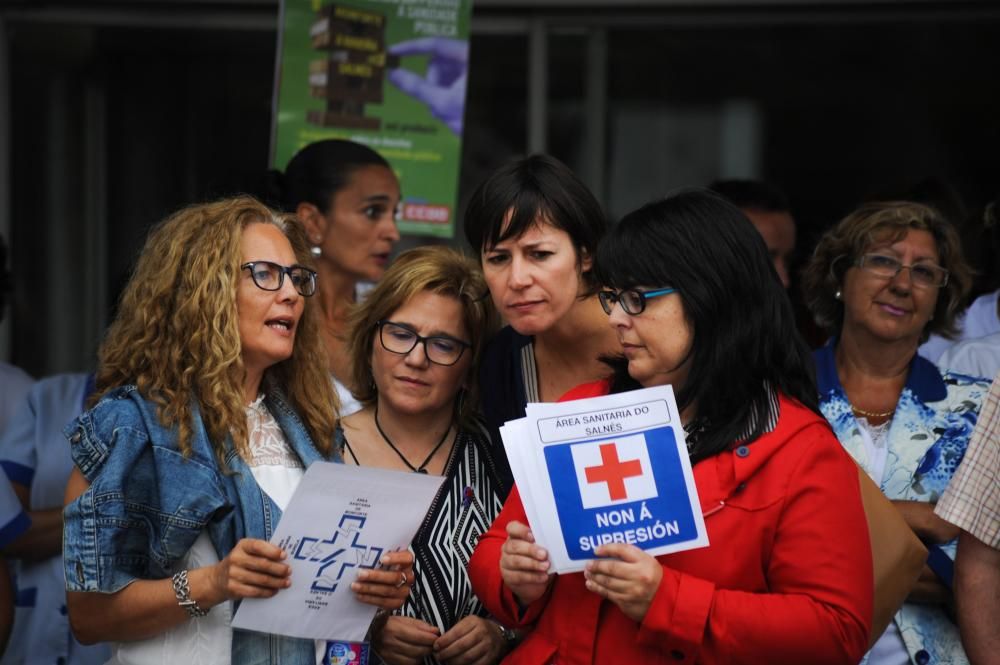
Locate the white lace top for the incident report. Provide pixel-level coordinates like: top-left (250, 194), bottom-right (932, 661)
top-left (107, 397), bottom-right (305, 665)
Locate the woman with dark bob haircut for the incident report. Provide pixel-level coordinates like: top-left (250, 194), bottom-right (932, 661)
top-left (463, 155), bottom-right (618, 433)
top-left (802, 201), bottom-right (986, 665)
top-left (469, 189), bottom-right (874, 664)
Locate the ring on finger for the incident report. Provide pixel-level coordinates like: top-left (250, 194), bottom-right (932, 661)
top-left (396, 571), bottom-right (407, 588)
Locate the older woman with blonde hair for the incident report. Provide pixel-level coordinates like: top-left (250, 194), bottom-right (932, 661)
top-left (62, 196), bottom-right (411, 665)
top-left (336, 245), bottom-right (514, 665)
top-left (803, 201), bottom-right (988, 665)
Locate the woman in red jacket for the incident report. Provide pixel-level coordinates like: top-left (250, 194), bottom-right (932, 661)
top-left (468, 189), bottom-right (873, 664)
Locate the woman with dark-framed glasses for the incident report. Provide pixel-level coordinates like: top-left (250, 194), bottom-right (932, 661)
top-left (470, 189), bottom-right (874, 664)
top-left (62, 196), bottom-right (412, 665)
top-left (334, 245), bottom-right (517, 665)
top-left (803, 201), bottom-right (988, 665)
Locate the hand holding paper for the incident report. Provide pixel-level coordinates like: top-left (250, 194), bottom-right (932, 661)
top-left (584, 543), bottom-right (664, 622)
top-left (351, 549), bottom-right (414, 610)
top-left (211, 537), bottom-right (292, 601)
top-left (500, 385), bottom-right (709, 574)
top-left (231, 463), bottom-right (444, 642)
top-left (499, 520), bottom-right (552, 606)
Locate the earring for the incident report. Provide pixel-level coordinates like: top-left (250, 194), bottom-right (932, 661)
top-left (310, 246), bottom-right (322, 257)
top-left (834, 290), bottom-right (842, 300)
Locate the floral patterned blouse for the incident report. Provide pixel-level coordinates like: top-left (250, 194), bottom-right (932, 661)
top-left (815, 343), bottom-right (988, 665)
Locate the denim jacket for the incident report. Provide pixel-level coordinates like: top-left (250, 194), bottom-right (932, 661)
top-left (63, 384), bottom-right (337, 665)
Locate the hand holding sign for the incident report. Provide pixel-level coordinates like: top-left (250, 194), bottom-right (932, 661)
top-left (351, 549), bottom-right (414, 610)
top-left (501, 385), bottom-right (709, 574)
top-left (584, 543), bottom-right (664, 622)
top-left (231, 464), bottom-right (444, 642)
top-left (499, 520), bottom-right (553, 606)
top-left (210, 538), bottom-right (292, 602)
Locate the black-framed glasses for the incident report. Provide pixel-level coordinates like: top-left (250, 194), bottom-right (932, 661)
top-left (598, 287), bottom-right (676, 315)
top-left (377, 320), bottom-right (471, 366)
top-left (241, 261), bottom-right (317, 297)
top-left (856, 254), bottom-right (949, 289)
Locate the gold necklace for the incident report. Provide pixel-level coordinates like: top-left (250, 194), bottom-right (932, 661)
top-left (851, 405), bottom-right (895, 419)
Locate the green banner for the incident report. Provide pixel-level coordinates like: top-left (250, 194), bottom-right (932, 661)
top-left (271, 0), bottom-right (471, 237)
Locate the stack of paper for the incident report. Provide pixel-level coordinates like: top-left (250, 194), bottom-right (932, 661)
top-left (501, 385), bottom-right (709, 573)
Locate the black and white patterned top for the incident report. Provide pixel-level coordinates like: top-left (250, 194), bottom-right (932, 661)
top-left (338, 418), bottom-right (512, 664)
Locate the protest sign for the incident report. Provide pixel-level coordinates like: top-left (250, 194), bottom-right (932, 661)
top-left (503, 385), bottom-right (709, 573)
top-left (272, 0), bottom-right (472, 237)
top-left (232, 462), bottom-right (443, 641)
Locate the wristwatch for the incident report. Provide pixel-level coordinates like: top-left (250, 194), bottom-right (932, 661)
top-left (492, 621), bottom-right (518, 649)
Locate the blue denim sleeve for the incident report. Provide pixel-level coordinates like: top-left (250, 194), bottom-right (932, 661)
top-left (63, 391), bottom-right (230, 593)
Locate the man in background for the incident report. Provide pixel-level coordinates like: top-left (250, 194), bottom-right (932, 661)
top-left (711, 179), bottom-right (828, 348)
top-left (710, 179), bottom-right (797, 289)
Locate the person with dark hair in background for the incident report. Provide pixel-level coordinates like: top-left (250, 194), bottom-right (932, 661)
top-left (469, 189), bottom-right (873, 664)
top-left (62, 196), bottom-right (411, 665)
top-left (463, 155), bottom-right (619, 433)
top-left (0, 233), bottom-right (34, 431)
top-left (803, 201), bottom-right (986, 665)
top-left (710, 179), bottom-right (827, 349)
top-left (709, 179), bottom-right (796, 289)
top-left (267, 139), bottom-right (402, 416)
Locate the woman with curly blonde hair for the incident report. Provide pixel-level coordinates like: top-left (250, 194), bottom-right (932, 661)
top-left (62, 196), bottom-right (412, 665)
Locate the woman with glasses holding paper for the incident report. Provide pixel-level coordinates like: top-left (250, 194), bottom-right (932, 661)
top-left (463, 155), bottom-right (620, 433)
top-left (802, 201), bottom-right (987, 665)
top-left (335, 245), bottom-right (515, 665)
top-left (469, 189), bottom-right (874, 664)
top-left (62, 197), bottom-right (412, 665)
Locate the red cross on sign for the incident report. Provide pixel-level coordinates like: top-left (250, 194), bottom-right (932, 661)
top-left (584, 443), bottom-right (643, 501)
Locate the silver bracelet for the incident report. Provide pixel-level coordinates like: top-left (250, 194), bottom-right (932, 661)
top-left (171, 570), bottom-right (209, 618)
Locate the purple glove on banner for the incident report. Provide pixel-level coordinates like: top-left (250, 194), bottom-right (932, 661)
top-left (388, 37), bottom-right (468, 135)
